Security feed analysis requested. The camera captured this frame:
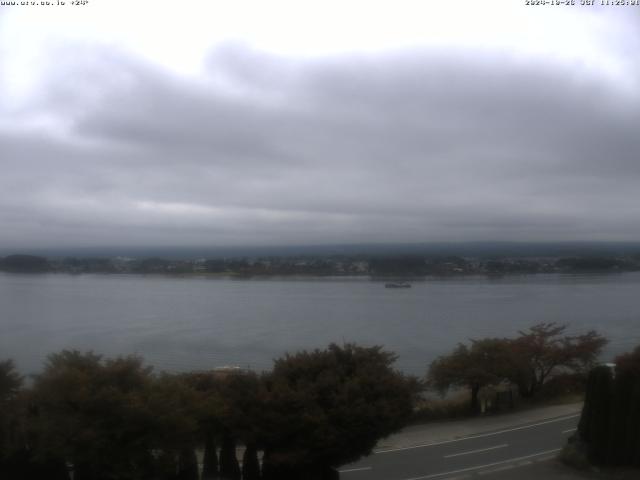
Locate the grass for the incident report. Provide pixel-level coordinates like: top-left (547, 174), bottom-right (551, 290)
top-left (409, 386), bottom-right (584, 425)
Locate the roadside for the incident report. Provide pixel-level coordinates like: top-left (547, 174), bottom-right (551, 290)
top-left (470, 457), bottom-right (640, 480)
top-left (363, 402), bottom-right (638, 480)
top-left (375, 402), bottom-right (583, 451)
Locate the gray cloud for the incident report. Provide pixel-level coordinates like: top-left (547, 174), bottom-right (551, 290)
top-left (1, 39), bottom-right (640, 248)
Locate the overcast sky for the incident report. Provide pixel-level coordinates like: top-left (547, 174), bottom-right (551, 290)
top-left (1, 1), bottom-right (639, 249)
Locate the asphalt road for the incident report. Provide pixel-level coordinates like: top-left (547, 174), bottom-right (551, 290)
top-left (339, 413), bottom-right (579, 480)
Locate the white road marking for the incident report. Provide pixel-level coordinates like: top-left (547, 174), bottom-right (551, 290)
top-left (377, 414), bottom-right (579, 454)
top-left (478, 464), bottom-right (515, 475)
top-left (444, 444), bottom-right (508, 459)
top-left (535, 455), bottom-right (557, 462)
top-left (562, 428), bottom-right (577, 434)
top-left (339, 466), bottom-right (372, 473)
top-left (401, 448), bottom-right (562, 480)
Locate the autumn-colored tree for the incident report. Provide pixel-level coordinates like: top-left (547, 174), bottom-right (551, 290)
top-left (428, 338), bottom-right (514, 414)
top-left (511, 323), bottom-right (607, 398)
top-left (614, 345), bottom-right (640, 375)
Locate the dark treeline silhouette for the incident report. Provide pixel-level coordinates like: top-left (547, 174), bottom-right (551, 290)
top-left (573, 345), bottom-right (640, 468)
top-left (555, 257), bottom-right (632, 272)
top-left (3, 252), bottom-right (640, 276)
top-left (427, 323), bottom-right (607, 414)
top-left (0, 254), bottom-right (49, 273)
top-left (0, 344), bottom-right (419, 480)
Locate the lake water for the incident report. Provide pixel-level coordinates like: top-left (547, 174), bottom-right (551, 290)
top-left (1, 272), bottom-right (639, 376)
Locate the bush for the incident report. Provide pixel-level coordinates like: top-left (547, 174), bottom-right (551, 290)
top-left (559, 442), bottom-right (590, 470)
top-left (411, 392), bottom-right (471, 423)
top-left (536, 373), bottom-right (586, 401)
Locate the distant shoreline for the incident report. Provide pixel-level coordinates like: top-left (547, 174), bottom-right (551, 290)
top-left (2, 252), bottom-right (640, 278)
top-left (1, 270), bottom-right (638, 282)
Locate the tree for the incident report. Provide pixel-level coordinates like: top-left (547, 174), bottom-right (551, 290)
top-left (201, 432), bottom-right (219, 480)
top-left (0, 360), bottom-right (22, 401)
top-left (183, 369), bottom-right (264, 480)
top-left (614, 345), bottom-right (640, 375)
top-left (145, 373), bottom-right (201, 479)
top-left (578, 365), bottom-right (614, 465)
top-left (368, 256), bottom-right (428, 276)
top-left (179, 371), bottom-right (223, 479)
top-left (575, 346), bottom-right (640, 468)
top-left (31, 351), bottom-right (160, 480)
top-left (0, 360), bottom-right (25, 479)
top-left (511, 323), bottom-right (607, 397)
top-left (428, 338), bottom-right (514, 414)
top-left (0, 359), bottom-right (72, 480)
top-left (219, 432), bottom-right (241, 480)
top-left (216, 371), bottom-right (264, 479)
top-left (612, 346), bottom-right (640, 466)
top-left (176, 447), bottom-right (199, 480)
top-left (258, 343), bottom-right (419, 479)
top-left (241, 444), bottom-right (260, 480)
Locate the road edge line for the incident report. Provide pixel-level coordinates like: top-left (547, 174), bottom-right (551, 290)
top-left (376, 414), bottom-right (579, 454)
top-left (401, 448), bottom-right (562, 480)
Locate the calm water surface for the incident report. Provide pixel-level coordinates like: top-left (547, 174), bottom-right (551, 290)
top-left (1, 272), bottom-right (639, 375)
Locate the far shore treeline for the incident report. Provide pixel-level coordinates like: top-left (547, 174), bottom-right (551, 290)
top-left (0, 324), bottom-right (620, 480)
top-left (2, 251), bottom-right (640, 276)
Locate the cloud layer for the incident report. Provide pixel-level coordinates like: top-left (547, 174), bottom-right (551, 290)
top-left (1, 6), bottom-right (640, 248)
